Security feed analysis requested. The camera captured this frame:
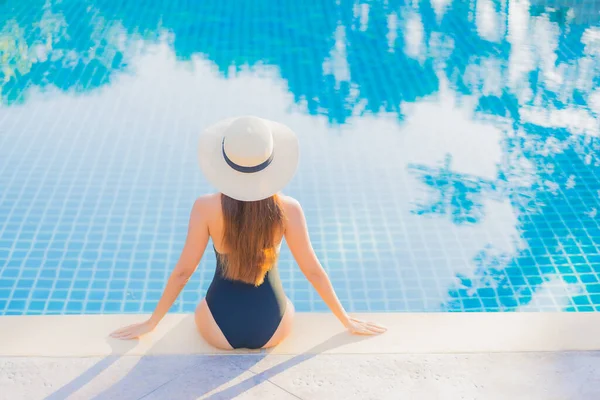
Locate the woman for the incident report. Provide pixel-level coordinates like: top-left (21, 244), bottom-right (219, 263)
top-left (110, 116), bottom-right (386, 349)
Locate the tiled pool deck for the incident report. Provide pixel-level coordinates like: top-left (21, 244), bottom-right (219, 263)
top-left (3, 352), bottom-right (599, 399)
top-left (1, 313), bottom-right (600, 399)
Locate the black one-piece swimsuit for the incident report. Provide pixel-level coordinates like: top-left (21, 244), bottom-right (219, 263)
top-left (205, 246), bottom-right (287, 349)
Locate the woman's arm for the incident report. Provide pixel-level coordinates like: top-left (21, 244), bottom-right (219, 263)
top-left (283, 197), bottom-right (385, 335)
top-left (111, 197), bottom-right (209, 340)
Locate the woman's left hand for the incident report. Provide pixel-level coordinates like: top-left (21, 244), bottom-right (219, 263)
top-left (110, 320), bottom-right (156, 340)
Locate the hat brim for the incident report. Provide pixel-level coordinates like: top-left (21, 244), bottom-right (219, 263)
top-left (198, 117), bottom-right (299, 201)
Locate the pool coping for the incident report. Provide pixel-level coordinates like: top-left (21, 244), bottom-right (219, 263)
top-left (1, 312), bottom-right (599, 357)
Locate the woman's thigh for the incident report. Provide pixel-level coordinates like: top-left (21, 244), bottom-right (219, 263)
top-left (195, 299), bottom-right (233, 350)
top-left (262, 298), bottom-right (295, 349)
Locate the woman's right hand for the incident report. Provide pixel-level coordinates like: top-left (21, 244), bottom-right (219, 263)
top-left (344, 317), bottom-right (387, 335)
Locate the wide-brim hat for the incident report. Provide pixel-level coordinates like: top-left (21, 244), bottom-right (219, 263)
top-left (198, 116), bottom-right (299, 201)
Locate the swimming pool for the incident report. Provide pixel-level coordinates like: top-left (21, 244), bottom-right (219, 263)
top-left (1, 0), bottom-right (599, 315)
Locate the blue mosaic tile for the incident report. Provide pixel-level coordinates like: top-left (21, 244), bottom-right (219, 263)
top-left (1, 0), bottom-right (600, 315)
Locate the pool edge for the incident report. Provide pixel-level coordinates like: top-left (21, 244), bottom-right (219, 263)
top-left (1, 312), bottom-right (599, 357)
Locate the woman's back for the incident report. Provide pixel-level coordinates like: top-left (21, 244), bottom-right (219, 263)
top-left (202, 192), bottom-right (290, 349)
top-left (202, 192), bottom-right (286, 257)
top-left (205, 243), bottom-right (286, 349)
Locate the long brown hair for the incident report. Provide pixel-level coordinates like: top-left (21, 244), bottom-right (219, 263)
top-left (219, 193), bottom-right (285, 285)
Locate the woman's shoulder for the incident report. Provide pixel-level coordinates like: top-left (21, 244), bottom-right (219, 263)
top-left (192, 193), bottom-right (221, 215)
top-left (278, 194), bottom-right (304, 224)
top-left (196, 193), bottom-right (220, 202)
top-left (278, 193), bottom-right (300, 208)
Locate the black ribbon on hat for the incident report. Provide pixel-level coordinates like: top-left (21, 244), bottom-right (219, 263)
top-left (222, 138), bottom-right (274, 173)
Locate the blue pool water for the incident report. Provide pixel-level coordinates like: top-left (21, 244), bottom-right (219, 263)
top-left (1, 0), bottom-right (600, 315)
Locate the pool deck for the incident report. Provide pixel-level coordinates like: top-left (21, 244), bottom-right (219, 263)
top-left (1, 313), bottom-right (600, 399)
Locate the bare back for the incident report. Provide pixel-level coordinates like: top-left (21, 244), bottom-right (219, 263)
top-left (202, 193), bottom-right (292, 255)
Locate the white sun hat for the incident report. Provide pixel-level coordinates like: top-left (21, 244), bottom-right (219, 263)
top-left (198, 116), bottom-right (299, 201)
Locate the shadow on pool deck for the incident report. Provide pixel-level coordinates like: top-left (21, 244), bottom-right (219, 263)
top-left (44, 315), bottom-right (369, 399)
top-left (201, 332), bottom-right (368, 400)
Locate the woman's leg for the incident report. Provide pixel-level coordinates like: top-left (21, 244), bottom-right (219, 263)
top-left (262, 298), bottom-right (295, 349)
top-left (195, 299), bottom-right (233, 350)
